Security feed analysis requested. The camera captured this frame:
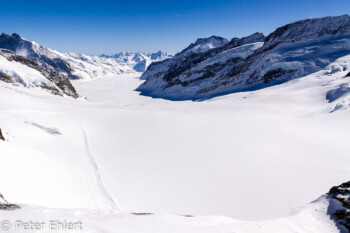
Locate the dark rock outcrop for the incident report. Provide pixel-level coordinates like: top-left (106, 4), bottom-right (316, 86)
top-left (0, 204), bottom-right (21, 210)
top-left (0, 128), bottom-right (4, 141)
top-left (0, 193), bottom-right (20, 210)
top-left (329, 181), bottom-right (350, 232)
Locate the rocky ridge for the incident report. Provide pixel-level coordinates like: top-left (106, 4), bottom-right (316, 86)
top-left (137, 15), bottom-right (350, 100)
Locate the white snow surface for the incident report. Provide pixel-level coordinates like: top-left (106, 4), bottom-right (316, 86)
top-left (1, 51), bottom-right (350, 222)
top-left (0, 196), bottom-right (341, 233)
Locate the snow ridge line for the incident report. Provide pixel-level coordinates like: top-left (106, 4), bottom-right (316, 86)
top-left (80, 126), bottom-right (120, 210)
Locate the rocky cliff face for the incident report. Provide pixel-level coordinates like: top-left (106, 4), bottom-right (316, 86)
top-left (0, 49), bottom-right (79, 98)
top-left (137, 15), bottom-right (350, 100)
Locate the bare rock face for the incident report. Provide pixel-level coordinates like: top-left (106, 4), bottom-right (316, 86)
top-left (328, 181), bottom-right (350, 231)
top-left (0, 128), bottom-right (4, 141)
top-left (0, 49), bottom-right (79, 98)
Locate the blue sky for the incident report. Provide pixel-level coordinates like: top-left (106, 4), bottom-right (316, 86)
top-left (0, 0), bottom-right (349, 55)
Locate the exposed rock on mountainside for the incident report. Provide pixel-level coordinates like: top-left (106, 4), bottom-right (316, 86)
top-left (137, 15), bottom-right (350, 100)
top-left (0, 33), bottom-right (173, 79)
top-left (328, 181), bottom-right (350, 232)
top-left (0, 128), bottom-right (4, 141)
top-left (137, 32), bottom-right (265, 99)
top-left (264, 15), bottom-right (350, 50)
top-left (0, 49), bottom-right (79, 98)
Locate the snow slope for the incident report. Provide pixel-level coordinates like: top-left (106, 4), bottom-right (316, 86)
top-left (0, 194), bottom-right (343, 233)
top-left (1, 50), bottom-right (350, 221)
top-left (0, 89), bottom-right (118, 210)
top-left (0, 49), bottom-right (78, 98)
top-left (72, 69), bottom-right (350, 220)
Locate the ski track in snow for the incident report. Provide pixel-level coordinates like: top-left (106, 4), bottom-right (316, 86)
top-left (80, 126), bottom-right (120, 210)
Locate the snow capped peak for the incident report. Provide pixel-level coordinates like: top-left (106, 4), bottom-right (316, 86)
top-left (149, 50), bottom-right (173, 60)
top-left (177, 35), bottom-right (229, 55)
top-left (102, 51), bottom-right (173, 60)
top-left (100, 51), bottom-right (173, 72)
top-left (239, 32), bottom-right (265, 44)
top-left (264, 14), bottom-right (350, 49)
top-left (193, 35), bottom-right (228, 45)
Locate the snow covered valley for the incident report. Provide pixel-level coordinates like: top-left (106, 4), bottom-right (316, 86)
top-left (0, 55), bottom-right (350, 231)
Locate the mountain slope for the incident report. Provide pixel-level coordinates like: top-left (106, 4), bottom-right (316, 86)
top-left (0, 33), bottom-right (173, 80)
top-left (0, 49), bottom-right (79, 98)
top-left (136, 32), bottom-right (265, 99)
top-left (137, 15), bottom-right (350, 100)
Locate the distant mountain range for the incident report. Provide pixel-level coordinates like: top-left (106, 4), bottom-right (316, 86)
top-left (101, 51), bottom-right (174, 72)
top-left (1, 15), bottom-right (350, 105)
top-left (0, 33), bottom-right (173, 80)
top-left (137, 14), bottom-right (350, 101)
